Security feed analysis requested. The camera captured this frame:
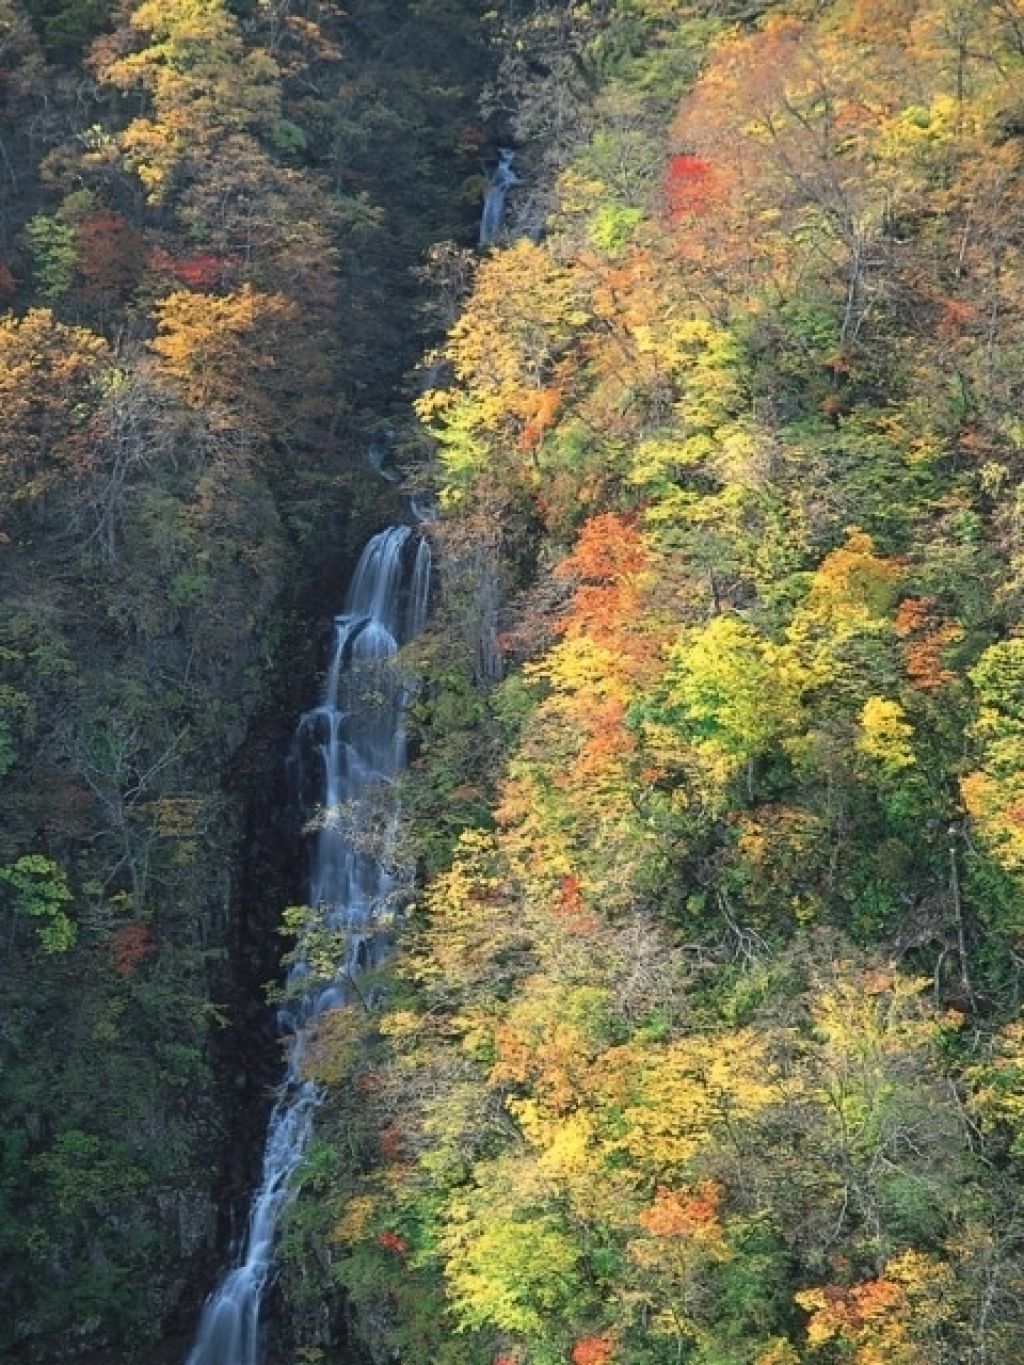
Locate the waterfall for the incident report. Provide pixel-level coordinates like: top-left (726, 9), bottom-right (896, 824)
top-left (367, 429), bottom-right (400, 484)
top-left (479, 149), bottom-right (519, 246)
top-left (187, 524), bottom-right (431, 1365)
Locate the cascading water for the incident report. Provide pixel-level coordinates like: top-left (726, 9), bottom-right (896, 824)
top-left (479, 148), bottom-right (519, 246)
top-left (367, 428), bottom-right (400, 484)
top-left (187, 524), bottom-right (431, 1365)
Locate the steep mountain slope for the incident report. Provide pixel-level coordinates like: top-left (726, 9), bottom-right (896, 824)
top-left (284, 3), bottom-right (1024, 1362)
top-left (0, 0), bottom-right (489, 1359)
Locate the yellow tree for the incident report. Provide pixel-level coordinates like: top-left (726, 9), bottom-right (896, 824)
top-left (649, 614), bottom-right (802, 799)
top-left (415, 240), bottom-right (590, 499)
top-left (149, 285), bottom-right (334, 450)
top-left (92, 0), bottom-right (281, 198)
top-left (0, 309), bottom-right (111, 523)
top-left (787, 965), bottom-right (966, 1276)
top-left (962, 639), bottom-right (1024, 876)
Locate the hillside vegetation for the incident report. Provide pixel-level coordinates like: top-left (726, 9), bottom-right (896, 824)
top-left (0, 0), bottom-right (486, 1357)
top-left (6, 1), bottom-right (1024, 1362)
top-left (284, 3), bottom-right (1024, 1362)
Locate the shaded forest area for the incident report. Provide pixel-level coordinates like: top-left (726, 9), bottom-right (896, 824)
top-left (7, 1), bottom-right (1024, 1364)
top-left (0, 0), bottom-right (490, 1358)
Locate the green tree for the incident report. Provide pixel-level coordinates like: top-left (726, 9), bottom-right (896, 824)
top-left (0, 854), bottom-right (75, 952)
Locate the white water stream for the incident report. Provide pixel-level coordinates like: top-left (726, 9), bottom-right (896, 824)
top-left (479, 148), bottom-right (519, 245)
top-left (187, 524), bottom-right (430, 1365)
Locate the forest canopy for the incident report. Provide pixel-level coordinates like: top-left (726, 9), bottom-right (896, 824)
top-left (5, 0), bottom-right (1024, 1362)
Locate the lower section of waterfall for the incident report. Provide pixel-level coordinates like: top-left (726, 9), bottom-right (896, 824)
top-left (479, 149), bottom-right (518, 245)
top-left (188, 524), bottom-right (431, 1365)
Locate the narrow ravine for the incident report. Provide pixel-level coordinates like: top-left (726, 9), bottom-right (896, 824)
top-left (186, 525), bottom-right (431, 1365)
top-left (185, 142), bottom-right (514, 1363)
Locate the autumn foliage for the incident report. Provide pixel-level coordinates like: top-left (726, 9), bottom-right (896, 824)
top-left (108, 922), bottom-right (154, 976)
top-left (571, 1335), bottom-right (616, 1365)
top-left (305, 2), bottom-right (1024, 1361)
top-left (7, 0), bottom-right (1024, 1360)
top-left (663, 154), bottom-right (718, 220)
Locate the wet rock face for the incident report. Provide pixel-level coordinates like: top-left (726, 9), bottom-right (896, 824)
top-left (170, 1189), bottom-right (218, 1261)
